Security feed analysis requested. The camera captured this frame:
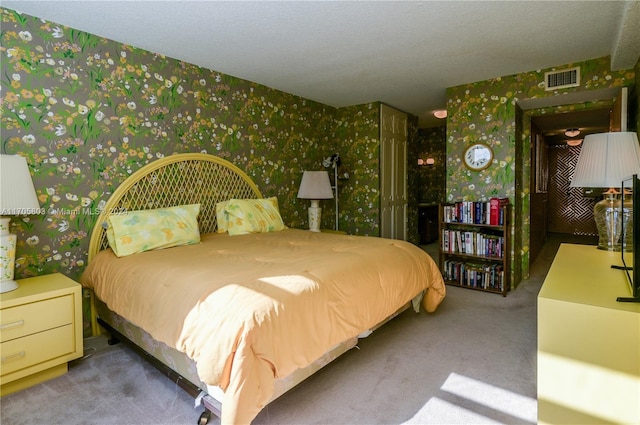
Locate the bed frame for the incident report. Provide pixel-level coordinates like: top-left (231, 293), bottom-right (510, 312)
top-left (85, 153), bottom-right (360, 421)
top-left (88, 153), bottom-right (262, 263)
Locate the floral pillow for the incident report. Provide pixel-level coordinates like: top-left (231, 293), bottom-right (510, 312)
top-left (221, 197), bottom-right (286, 236)
top-left (106, 204), bottom-right (201, 257)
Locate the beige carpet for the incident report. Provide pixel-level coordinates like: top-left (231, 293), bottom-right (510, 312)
top-left (1, 234), bottom-right (591, 425)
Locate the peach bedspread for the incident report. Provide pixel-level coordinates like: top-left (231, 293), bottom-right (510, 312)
top-left (81, 229), bottom-right (445, 424)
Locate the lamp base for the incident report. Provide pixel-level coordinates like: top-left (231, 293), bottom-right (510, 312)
top-left (308, 200), bottom-right (321, 232)
top-left (1, 217), bottom-right (18, 289)
top-left (593, 193), bottom-right (622, 251)
top-left (0, 279), bottom-right (18, 294)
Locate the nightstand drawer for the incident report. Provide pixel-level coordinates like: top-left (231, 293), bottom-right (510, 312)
top-left (0, 324), bottom-right (74, 377)
top-left (0, 295), bottom-right (73, 343)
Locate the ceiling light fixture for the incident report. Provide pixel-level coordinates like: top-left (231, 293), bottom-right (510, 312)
top-left (433, 110), bottom-right (447, 119)
top-left (565, 128), bottom-right (580, 137)
top-left (566, 139), bottom-right (583, 147)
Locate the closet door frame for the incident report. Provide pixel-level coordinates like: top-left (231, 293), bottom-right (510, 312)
top-left (380, 104), bottom-right (407, 240)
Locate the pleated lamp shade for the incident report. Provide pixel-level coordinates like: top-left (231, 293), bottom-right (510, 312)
top-left (569, 132), bottom-right (640, 251)
top-left (571, 132), bottom-right (640, 189)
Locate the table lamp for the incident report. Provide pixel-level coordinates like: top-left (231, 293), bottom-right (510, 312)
top-left (297, 171), bottom-right (333, 232)
top-left (1, 154), bottom-right (41, 293)
top-left (570, 132), bottom-right (640, 251)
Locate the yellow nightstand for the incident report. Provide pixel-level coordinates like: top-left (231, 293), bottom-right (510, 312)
top-left (0, 273), bottom-right (83, 396)
top-left (538, 244), bottom-right (640, 424)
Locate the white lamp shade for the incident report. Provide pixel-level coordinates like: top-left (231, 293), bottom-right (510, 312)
top-left (1, 155), bottom-right (40, 214)
top-left (297, 171), bottom-right (333, 199)
top-left (570, 132), bottom-right (640, 188)
top-left (1, 155), bottom-right (40, 293)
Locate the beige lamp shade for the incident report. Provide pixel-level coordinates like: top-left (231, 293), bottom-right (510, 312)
top-left (297, 171), bottom-right (333, 199)
top-left (0, 154), bottom-right (41, 293)
top-left (1, 154), bottom-right (41, 214)
top-left (570, 132), bottom-right (640, 188)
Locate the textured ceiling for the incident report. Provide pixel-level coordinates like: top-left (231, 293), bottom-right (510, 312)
top-left (3, 1), bottom-right (639, 128)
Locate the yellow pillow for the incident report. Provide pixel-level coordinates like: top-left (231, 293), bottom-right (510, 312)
top-left (224, 197), bottom-right (286, 236)
top-left (106, 204), bottom-right (201, 257)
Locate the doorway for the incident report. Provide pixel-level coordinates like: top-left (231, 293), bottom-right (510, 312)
top-left (529, 108), bottom-right (611, 263)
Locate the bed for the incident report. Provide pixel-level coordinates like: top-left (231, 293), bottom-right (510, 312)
top-left (80, 153), bottom-right (446, 424)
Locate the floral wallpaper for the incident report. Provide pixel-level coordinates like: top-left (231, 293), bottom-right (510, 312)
top-left (1, 9), bottom-right (409, 335)
top-left (405, 114), bottom-right (421, 245)
top-left (332, 103), bottom-right (382, 236)
top-left (635, 57), bottom-right (640, 132)
top-left (446, 56), bottom-right (636, 285)
top-left (2, 8), bottom-right (332, 280)
top-left (330, 103), bottom-right (423, 244)
top-left (4, 7), bottom-right (635, 335)
top-left (415, 126), bottom-right (446, 205)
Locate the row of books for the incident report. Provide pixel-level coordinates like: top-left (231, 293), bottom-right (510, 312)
top-left (441, 229), bottom-right (505, 258)
top-left (442, 260), bottom-right (506, 291)
top-left (442, 198), bottom-right (509, 226)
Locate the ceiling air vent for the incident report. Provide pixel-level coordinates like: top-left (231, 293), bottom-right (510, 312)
top-left (544, 67), bottom-right (580, 91)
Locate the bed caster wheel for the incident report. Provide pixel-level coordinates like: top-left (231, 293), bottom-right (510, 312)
top-left (198, 410), bottom-right (211, 425)
top-left (107, 335), bottom-right (120, 345)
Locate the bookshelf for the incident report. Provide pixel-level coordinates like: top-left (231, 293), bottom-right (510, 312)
top-left (439, 199), bottom-right (510, 296)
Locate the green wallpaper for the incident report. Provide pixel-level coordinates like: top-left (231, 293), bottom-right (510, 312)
top-left (446, 56), bottom-right (636, 285)
top-left (1, 8), bottom-right (323, 280)
top-left (4, 7), bottom-right (634, 318)
top-left (635, 57), bottom-right (640, 132)
top-left (0, 8), bottom-right (399, 287)
top-left (405, 114), bottom-right (421, 245)
top-left (332, 103), bottom-right (382, 236)
top-left (415, 126), bottom-right (446, 205)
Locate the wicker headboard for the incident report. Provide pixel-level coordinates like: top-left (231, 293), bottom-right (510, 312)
top-left (87, 153), bottom-right (262, 262)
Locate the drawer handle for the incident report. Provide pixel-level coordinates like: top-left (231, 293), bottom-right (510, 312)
top-left (1, 351), bottom-right (26, 363)
top-left (0, 320), bottom-right (25, 330)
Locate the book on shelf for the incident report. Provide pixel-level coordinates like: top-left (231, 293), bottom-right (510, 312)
top-left (442, 198), bottom-right (509, 225)
top-left (489, 197), bottom-right (509, 226)
top-left (442, 260), bottom-right (505, 291)
top-left (464, 231), bottom-right (473, 254)
top-left (440, 228), bottom-right (505, 258)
